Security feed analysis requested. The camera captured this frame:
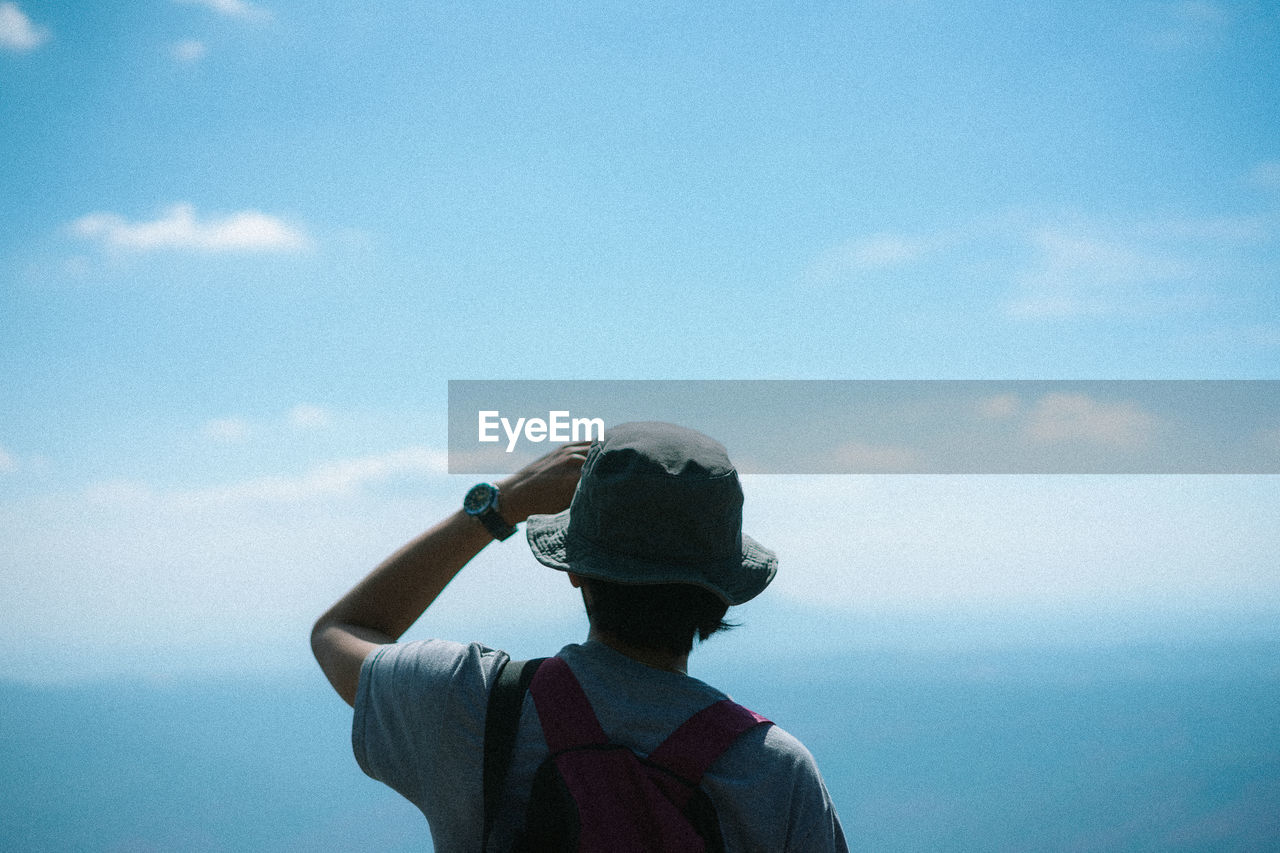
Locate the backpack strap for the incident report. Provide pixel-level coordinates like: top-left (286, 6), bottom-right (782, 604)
top-left (646, 699), bottom-right (771, 786)
top-left (482, 655), bottom-right (546, 850)
top-left (527, 655), bottom-right (608, 751)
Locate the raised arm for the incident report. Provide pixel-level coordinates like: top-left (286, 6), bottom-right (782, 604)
top-left (311, 441), bottom-right (589, 705)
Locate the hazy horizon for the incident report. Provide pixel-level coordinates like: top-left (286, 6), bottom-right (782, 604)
top-left (5, 638), bottom-right (1278, 851)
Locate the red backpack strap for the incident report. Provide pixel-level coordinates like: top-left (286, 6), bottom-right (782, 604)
top-left (528, 655), bottom-right (609, 751)
top-left (646, 699), bottom-right (771, 785)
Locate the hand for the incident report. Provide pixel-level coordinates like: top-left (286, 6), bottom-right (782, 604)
top-left (497, 441), bottom-right (591, 524)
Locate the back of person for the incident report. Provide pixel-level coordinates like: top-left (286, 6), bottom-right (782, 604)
top-left (320, 422), bottom-right (849, 851)
top-left (356, 638), bottom-right (846, 852)
top-left (488, 643), bottom-right (844, 852)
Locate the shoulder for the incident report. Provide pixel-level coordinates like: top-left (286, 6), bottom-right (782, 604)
top-left (360, 638), bottom-right (507, 690)
top-left (719, 715), bottom-right (824, 782)
top-left (708, 719), bottom-right (848, 852)
top-left (354, 639), bottom-right (508, 775)
top-left (357, 638), bottom-right (510, 724)
top-left (351, 639), bottom-right (512, 838)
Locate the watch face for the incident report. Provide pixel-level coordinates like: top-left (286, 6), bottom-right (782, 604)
top-left (463, 483), bottom-right (497, 515)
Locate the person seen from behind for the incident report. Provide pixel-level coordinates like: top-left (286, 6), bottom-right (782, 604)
top-left (312, 421), bottom-right (849, 851)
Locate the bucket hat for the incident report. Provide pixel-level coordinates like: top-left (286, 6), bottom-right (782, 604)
top-left (525, 421), bottom-right (777, 605)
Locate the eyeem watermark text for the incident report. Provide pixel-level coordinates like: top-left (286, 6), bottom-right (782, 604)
top-left (478, 410), bottom-right (605, 452)
top-left (450, 380), bottom-right (1280, 473)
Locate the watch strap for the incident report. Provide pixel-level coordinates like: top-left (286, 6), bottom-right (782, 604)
top-left (477, 507), bottom-right (517, 541)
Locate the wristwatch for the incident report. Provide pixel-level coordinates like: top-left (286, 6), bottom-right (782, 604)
top-left (463, 482), bottom-right (517, 541)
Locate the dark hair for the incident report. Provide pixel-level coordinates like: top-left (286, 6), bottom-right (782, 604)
top-left (580, 578), bottom-right (735, 657)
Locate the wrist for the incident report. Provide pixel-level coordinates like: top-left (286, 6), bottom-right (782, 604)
top-left (463, 482), bottom-right (518, 541)
top-left (494, 477), bottom-right (529, 525)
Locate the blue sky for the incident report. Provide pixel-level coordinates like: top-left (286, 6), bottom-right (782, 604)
top-left (2, 1), bottom-right (1279, 681)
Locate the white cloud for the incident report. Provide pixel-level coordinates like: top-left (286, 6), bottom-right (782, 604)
top-left (72, 203), bottom-right (310, 254)
top-left (1007, 227), bottom-right (1197, 318)
top-left (202, 406), bottom-right (332, 443)
top-left (1023, 393), bottom-right (1157, 449)
top-left (88, 447), bottom-right (451, 508)
top-left (1132, 215), bottom-right (1271, 245)
top-left (845, 233), bottom-right (926, 268)
top-left (7, 460), bottom-right (1280, 680)
top-left (1147, 1), bottom-right (1230, 51)
top-left (0, 2), bottom-right (48, 51)
top-left (200, 417), bottom-right (252, 443)
top-left (172, 39), bottom-right (208, 63)
top-left (187, 448), bottom-right (449, 504)
top-left (82, 479), bottom-right (157, 505)
top-left (288, 404), bottom-right (332, 430)
top-left (1, 462), bottom-right (569, 681)
top-left (832, 440), bottom-right (921, 472)
top-left (745, 475), bottom-right (1280, 614)
top-left (976, 393), bottom-right (1021, 420)
top-left (1248, 161), bottom-right (1280, 190)
top-left (811, 210), bottom-right (1270, 319)
top-left (174, 0), bottom-right (270, 21)
top-left (809, 231), bottom-right (928, 282)
top-left (1255, 424), bottom-right (1280, 457)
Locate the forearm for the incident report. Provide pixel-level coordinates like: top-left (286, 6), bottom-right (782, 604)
top-left (311, 441), bottom-right (589, 705)
top-left (309, 507), bottom-right (494, 704)
top-left (314, 508), bottom-right (492, 642)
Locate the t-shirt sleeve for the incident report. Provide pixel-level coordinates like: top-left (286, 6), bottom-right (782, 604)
top-left (776, 731), bottom-right (849, 853)
top-left (710, 721), bottom-right (850, 852)
top-left (352, 639), bottom-right (507, 823)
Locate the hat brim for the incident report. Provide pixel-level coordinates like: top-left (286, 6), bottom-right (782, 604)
top-left (525, 509), bottom-right (777, 606)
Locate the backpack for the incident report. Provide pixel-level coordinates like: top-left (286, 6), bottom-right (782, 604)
top-left (482, 655), bottom-right (771, 852)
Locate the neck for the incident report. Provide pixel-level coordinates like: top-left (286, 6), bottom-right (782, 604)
top-left (587, 627), bottom-right (689, 674)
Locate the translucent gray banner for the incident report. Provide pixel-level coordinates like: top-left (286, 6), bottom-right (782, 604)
top-left (447, 380), bottom-right (1280, 474)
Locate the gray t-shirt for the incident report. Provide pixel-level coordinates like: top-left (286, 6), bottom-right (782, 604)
top-left (354, 638), bottom-right (848, 852)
